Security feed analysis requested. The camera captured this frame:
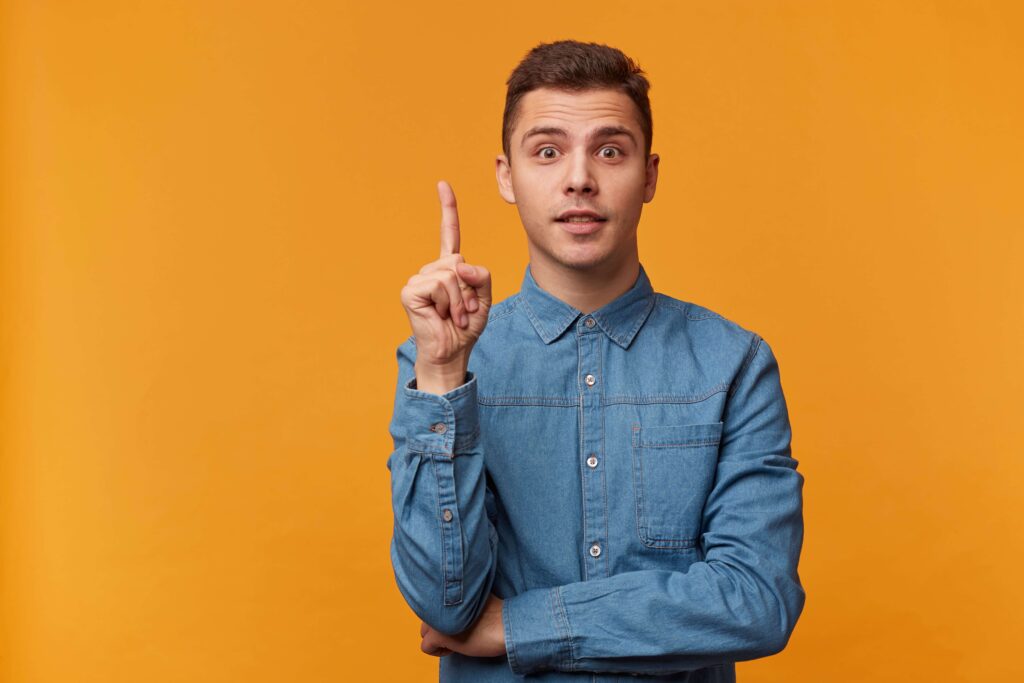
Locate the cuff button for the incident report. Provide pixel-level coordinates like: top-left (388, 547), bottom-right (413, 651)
top-left (430, 422), bottom-right (447, 434)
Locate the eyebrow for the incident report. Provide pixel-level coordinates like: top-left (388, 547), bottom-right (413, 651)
top-left (520, 125), bottom-right (638, 148)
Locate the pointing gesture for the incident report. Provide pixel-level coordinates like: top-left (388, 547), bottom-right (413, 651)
top-left (438, 179), bottom-right (461, 257)
top-left (400, 181), bottom-right (493, 394)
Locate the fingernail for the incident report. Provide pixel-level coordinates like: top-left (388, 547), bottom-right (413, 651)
top-left (467, 298), bottom-right (478, 312)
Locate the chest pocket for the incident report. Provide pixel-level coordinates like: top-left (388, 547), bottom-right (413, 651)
top-left (631, 422), bottom-right (724, 549)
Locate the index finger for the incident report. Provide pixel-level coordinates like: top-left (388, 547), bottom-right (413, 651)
top-left (437, 180), bottom-right (460, 257)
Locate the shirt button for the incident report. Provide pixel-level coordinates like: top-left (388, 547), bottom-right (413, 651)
top-left (442, 508), bottom-right (453, 522)
top-left (589, 543), bottom-right (602, 557)
top-left (584, 317), bottom-right (595, 328)
top-left (586, 455), bottom-right (598, 468)
top-left (584, 374), bottom-right (596, 387)
top-left (430, 422), bottom-right (447, 434)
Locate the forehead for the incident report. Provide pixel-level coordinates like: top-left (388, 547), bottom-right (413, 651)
top-left (513, 87), bottom-right (642, 138)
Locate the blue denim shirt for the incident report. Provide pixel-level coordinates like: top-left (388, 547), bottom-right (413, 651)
top-left (387, 263), bottom-right (805, 681)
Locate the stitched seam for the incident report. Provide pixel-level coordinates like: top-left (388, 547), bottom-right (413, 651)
top-left (548, 589), bottom-right (568, 670)
top-left (406, 380), bottom-right (475, 402)
top-left (728, 334), bottom-right (763, 399)
top-left (405, 440), bottom-right (451, 456)
top-left (656, 297), bottom-right (694, 316)
top-left (478, 389), bottom-right (730, 406)
top-left (429, 455), bottom-right (457, 604)
top-left (487, 296), bottom-right (520, 323)
top-left (600, 336), bottom-right (609, 578)
top-left (621, 296), bottom-right (656, 347)
top-left (519, 293), bottom-right (551, 341)
top-left (406, 394), bottom-right (455, 454)
top-left (478, 397), bottom-right (578, 406)
top-left (452, 424), bottom-right (481, 453)
top-left (553, 586), bottom-right (577, 671)
top-left (590, 294), bottom-right (655, 349)
top-left (632, 429), bottom-right (702, 548)
top-left (504, 603), bottom-right (521, 673)
top-left (631, 426), bottom-right (647, 549)
top-left (602, 385), bottom-right (729, 404)
top-left (577, 333), bottom-right (588, 582)
top-left (450, 459), bottom-right (465, 604)
top-left (656, 296), bottom-right (725, 321)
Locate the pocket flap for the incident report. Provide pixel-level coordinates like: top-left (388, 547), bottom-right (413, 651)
top-left (634, 421), bottom-right (724, 448)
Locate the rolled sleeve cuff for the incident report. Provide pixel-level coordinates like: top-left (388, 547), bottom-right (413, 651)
top-left (503, 586), bottom-right (574, 676)
top-left (400, 371), bottom-right (480, 454)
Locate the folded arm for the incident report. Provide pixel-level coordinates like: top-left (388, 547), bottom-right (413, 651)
top-left (501, 335), bottom-right (806, 676)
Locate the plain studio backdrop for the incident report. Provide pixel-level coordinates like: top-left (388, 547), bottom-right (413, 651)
top-left (1, 1), bottom-right (1021, 681)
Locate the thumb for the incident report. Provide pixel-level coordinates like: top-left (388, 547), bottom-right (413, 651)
top-left (456, 263), bottom-right (492, 304)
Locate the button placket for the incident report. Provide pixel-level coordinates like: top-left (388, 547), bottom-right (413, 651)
top-left (577, 319), bottom-right (606, 578)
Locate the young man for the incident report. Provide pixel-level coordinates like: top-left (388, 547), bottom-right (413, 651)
top-left (387, 40), bottom-right (805, 681)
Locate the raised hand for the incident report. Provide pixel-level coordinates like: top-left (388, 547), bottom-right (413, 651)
top-left (399, 180), bottom-right (492, 393)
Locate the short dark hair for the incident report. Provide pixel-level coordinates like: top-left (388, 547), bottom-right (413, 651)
top-left (502, 40), bottom-right (653, 161)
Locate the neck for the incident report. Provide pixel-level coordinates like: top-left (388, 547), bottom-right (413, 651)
top-left (528, 252), bottom-right (641, 314)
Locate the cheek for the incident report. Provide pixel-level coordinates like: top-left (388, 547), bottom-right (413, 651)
top-left (514, 197), bottom-right (547, 234)
top-left (609, 172), bottom-right (648, 209)
top-left (511, 172), bottom-right (543, 199)
top-left (512, 184), bottom-right (548, 218)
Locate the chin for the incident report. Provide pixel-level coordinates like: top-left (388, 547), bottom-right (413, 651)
top-left (553, 249), bottom-right (616, 272)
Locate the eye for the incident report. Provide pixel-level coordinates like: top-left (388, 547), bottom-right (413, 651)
top-left (599, 147), bottom-right (621, 159)
top-left (538, 147), bottom-right (558, 159)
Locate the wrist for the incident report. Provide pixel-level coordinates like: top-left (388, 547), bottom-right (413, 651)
top-left (414, 357), bottom-right (470, 394)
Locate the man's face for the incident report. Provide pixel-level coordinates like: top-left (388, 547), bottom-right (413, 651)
top-left (496, 86), bottom-right (659, 275)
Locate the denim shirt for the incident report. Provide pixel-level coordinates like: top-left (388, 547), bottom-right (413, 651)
top-left (386, 263), bottom-right (805, 682)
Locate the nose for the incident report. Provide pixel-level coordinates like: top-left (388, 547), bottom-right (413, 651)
top-left (563, 151), bottom-right (597, 196)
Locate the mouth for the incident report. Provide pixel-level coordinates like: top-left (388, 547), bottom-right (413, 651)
top-left (556, 211), bottom-right (607, 235)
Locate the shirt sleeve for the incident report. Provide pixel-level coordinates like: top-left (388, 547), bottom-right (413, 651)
top-left (386, 336), bottom-right (499, 636)
top-left (501, 335), bottom-right (806, 676)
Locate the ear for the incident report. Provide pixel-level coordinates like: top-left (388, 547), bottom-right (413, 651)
top-left (495, 154), bottom-right (516, 204)
top-left (643, 153), bottom-right (660, 203)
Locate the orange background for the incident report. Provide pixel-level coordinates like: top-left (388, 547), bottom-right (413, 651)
top-left (2, 1), bottom-right (1022, 681)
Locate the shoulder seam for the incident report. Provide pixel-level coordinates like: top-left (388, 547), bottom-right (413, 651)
top-left (654, 296), bottom-right (688, 315)
top-left (654, 294), bottom-right (727, 321)
top-left (727, 333), bottom-right (763, 398)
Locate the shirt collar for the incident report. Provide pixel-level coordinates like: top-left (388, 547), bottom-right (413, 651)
top-left (518, 262), bottom-right (657, 349)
